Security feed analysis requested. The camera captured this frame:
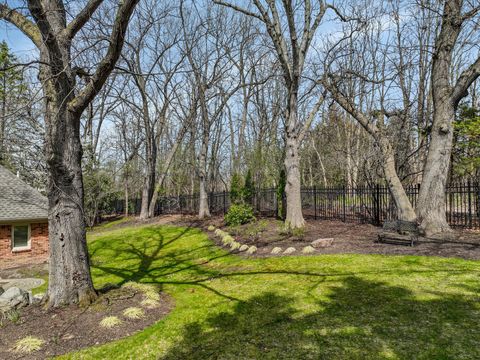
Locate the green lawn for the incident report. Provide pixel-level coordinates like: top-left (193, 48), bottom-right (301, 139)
top-left (62, 224), bottom-right (480, 359)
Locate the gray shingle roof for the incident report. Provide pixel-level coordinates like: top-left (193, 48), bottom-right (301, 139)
top-left (0, 165), bottom-right (48, 222)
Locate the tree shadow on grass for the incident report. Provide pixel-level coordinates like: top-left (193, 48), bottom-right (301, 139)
top-left (89, 226), bottom-right (234, 296)
top-left (162, 276), bottom-right (480, 360)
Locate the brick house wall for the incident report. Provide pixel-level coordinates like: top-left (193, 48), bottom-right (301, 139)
top-left (0, 222), bottom-right (49, 269)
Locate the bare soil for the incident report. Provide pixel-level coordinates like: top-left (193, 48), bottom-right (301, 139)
top-left (0, 287), bottom-right (173, 360)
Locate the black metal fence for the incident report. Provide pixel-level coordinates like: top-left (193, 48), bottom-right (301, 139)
top-left (109, 181), bottom-right (480, 229)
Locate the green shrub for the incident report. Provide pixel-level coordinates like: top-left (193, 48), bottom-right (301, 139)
top-left (224, 203), bottom-right (255, 226)
top-left (242, 169), bottom-right (255, 204)
top-left (230, 173), bottom-right (244, 204)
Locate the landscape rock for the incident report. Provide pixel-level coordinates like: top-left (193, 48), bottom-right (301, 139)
top-left (283, 247), bottom-right (296, 255)
top-left (302, 246), bottom-right (315, 254)
top-left (271, 247), bottom-right (282, 255)
top-left (0, 286), bottom-right (30, 312)
top-left (312, 238), bottom-right (334, 248)
top-left (32, 293), bottom-right (45, 304)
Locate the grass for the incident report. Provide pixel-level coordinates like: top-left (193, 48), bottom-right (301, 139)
top-left (58, 223), bottom-right (480, 359)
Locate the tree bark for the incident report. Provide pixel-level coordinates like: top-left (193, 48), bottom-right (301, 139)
top-left (284, 91), bottom-right (305, 229)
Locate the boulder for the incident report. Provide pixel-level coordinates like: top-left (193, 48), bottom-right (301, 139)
top-left (312, 238), bottom-right (334, 248)
top-left (0, 286), bottom-right (30, 312)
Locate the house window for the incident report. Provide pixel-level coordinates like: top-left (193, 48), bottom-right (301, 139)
top-left (12, 225), bottom-right (30, 251)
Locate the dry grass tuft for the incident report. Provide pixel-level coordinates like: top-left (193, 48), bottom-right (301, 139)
top-left (123, 307), bottom-right (145, 319)
top-left (12, 336), bottom-right (44, 353)
top-left (207, 225), bottom-right (216, 231)
top-left (141, 298), bottom-right (160, 309)
top-left (271, 247), bottom-right (283, 254)
top-left (230, 241), bottom-right (241, 250)
top-left (302, 246), bottom-right (315, 254)
top-left (283, 247), bottom-right (296, 254)
top-left (100, 316), bottom-right (122, 328)
top-left (239, 244), bottom-right (249, 252)
top-left (246, 246), bottom-right (257, 255)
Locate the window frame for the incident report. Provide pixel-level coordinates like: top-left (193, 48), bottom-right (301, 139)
top-left (11, 224), bottom-right (31, 252)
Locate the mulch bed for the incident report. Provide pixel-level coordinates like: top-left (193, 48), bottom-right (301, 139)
top-left (164, 215), bottom-right (480, 261)
top-left (93, 214), bottom-right (480, 260)
top-left (0, 287), bottom-right (173, 360)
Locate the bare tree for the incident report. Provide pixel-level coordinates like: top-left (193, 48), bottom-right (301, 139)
top-left (214, 0), bottom-right (330, 229)
top-left (0, 0), bottom-right (138, 307)
top-left (416, 0), bottom-right (480, 235)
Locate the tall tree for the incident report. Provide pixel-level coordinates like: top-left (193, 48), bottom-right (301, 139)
top-left (214, 0), bottom-right (328, 229)
top-left (0, 0), bottom-right (139, 307)
top-left (416, 0), bottom-right (480, 235)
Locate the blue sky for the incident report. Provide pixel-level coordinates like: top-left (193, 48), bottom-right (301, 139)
top-left (0, 21), bottom-right (37, 59)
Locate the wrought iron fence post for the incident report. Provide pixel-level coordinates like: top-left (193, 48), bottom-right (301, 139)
top-left (375, 184), bottom-right (380, 226)
top-left (468, 180), bottom-right (472, 228)
top-left (343, 185), bottom-right (347, 222)
top-left (314, 186), bottom-right (317, 220)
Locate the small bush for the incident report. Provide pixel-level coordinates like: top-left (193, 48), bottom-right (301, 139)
top-left (100, 316), bottom-right (122, 328)
top-left (13, 336), bottom-right (44, 353)
top-left (224, 203), bottom-right (255, 226)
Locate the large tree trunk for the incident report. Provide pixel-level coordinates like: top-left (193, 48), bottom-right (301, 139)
top-left (43, 61), bottom-right (96, 307)
top-left (416, 101), bottom-right (454, 235)
top-left (139, 149), bottom-right (156, 220)
top-left (284, 91), bottom-right (305, 229)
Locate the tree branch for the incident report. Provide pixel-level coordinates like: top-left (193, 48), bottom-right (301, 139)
top-left (0, 4), bottom-right (41, 48)
top-left (68, 0), bottom-right (139, 116)
top-left (212, 0), bottom-right (263, 21)
top-left (452, 56), bottom-right (480, 107)
top-left (64, 0), bottom-right (104, 39)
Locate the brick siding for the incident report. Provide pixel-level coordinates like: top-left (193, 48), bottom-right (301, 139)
top-left (0, 222), bottom-right (49, 269)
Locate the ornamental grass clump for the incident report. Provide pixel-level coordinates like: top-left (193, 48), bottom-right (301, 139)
top-left (215, 229), bottom-right (226, 237)
top-left (221, 235), bottom-right (235, 245)
top-left (239, 244), bottom-right (249, 252)
top-left (100, 316), bottom-right (122, 328)
top-left (207, 225), bottom-right (215, 231)
top-left (246, 246), bottom-right (257, 255)
top-left (13, 336), bottom-right (44, 353)
top-left (123, 307), bottom-right (145, 319)
top-left (141, 298), bottom-right (160, 309)
top-left (271, 247), bottom-right (282, 254)
top-left (230, 241), bottom-right (241, 250)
